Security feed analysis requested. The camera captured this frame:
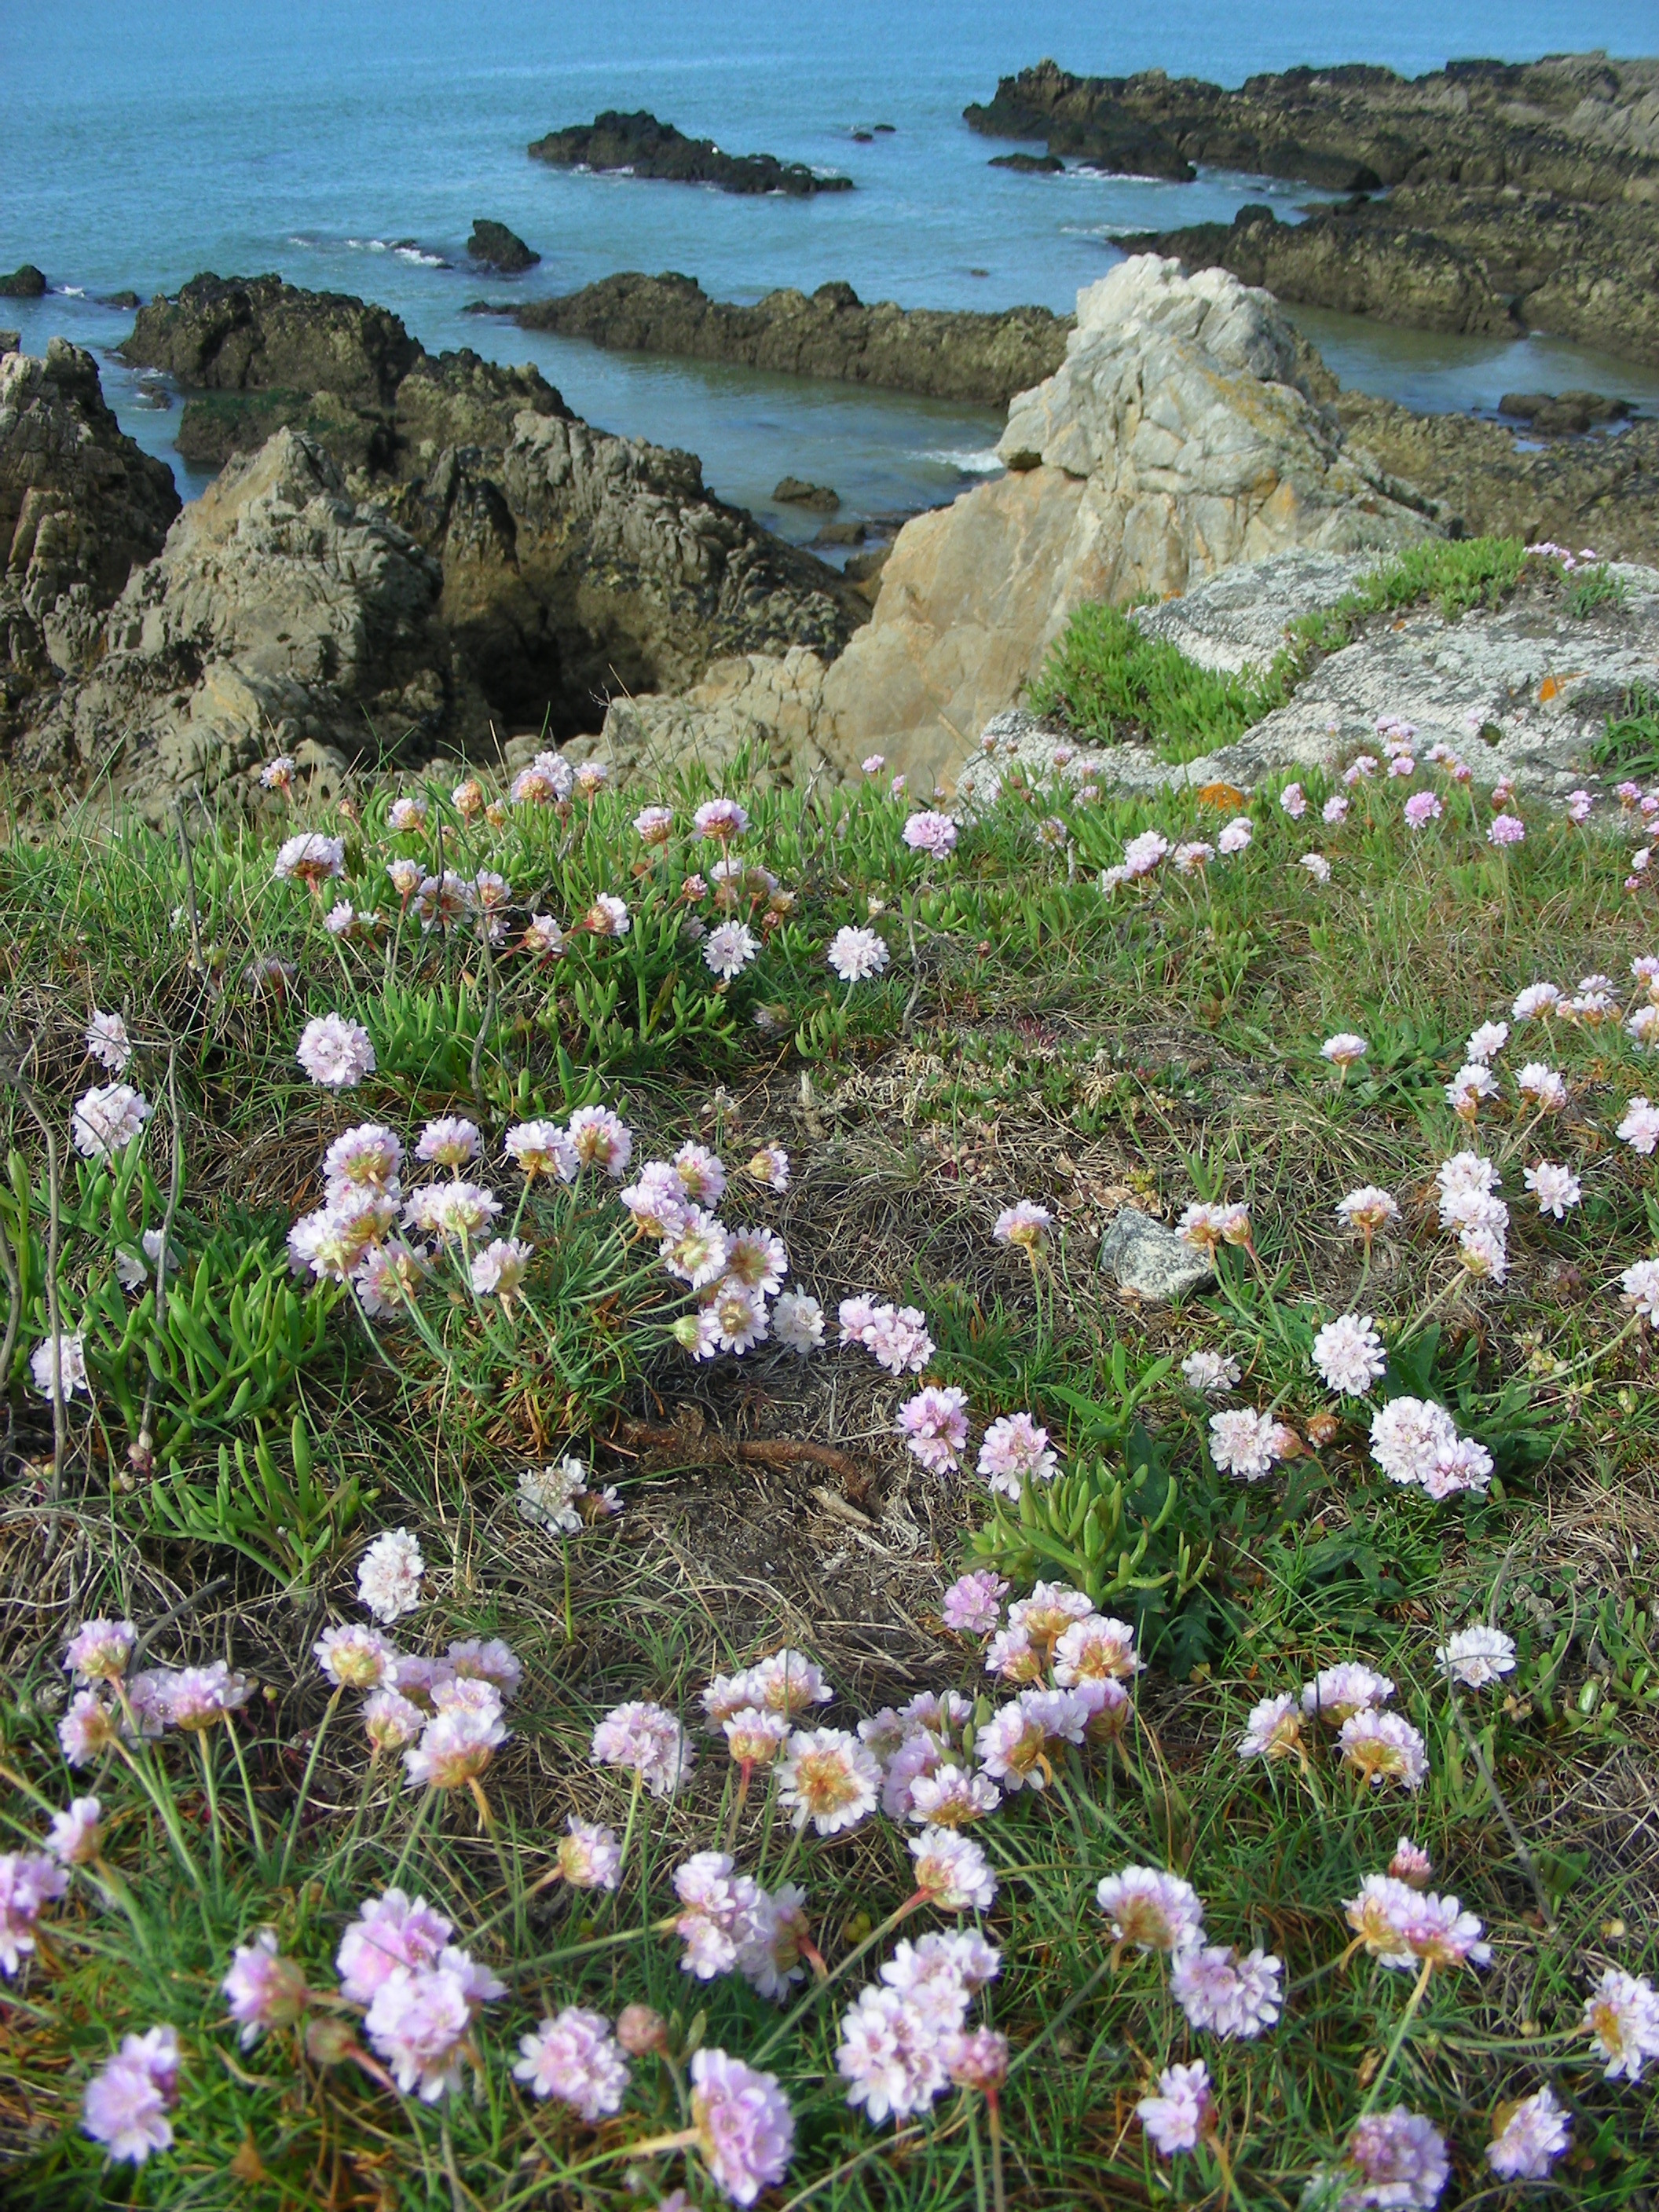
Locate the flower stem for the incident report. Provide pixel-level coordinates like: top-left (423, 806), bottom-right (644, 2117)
top-left (277, 1685), bottom-right (342, 1886)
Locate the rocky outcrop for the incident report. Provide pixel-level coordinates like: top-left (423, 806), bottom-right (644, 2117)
top-left (20, 429), bottom-right (486, 812)
top-left (813, 256), bottom-right (1430, 790)
top-left (564, 647), bottom-right (835, 787)
top-left (123, 273), bottom-right (421, 401)
top-left (1331, 394), bottom-right (1659, 566)
top-left (491, 272), bottom-right (1071, 408)
top-left (1, 340), bottom-right (181, 744)
top-left (0, 266), bottom-right (48, 299)
top-left (528, 112), bottom-right (851, 196)
top-left (972, 55), bottom-right (1659, 364)
top-left (467, 220), bottom-right (538, 273)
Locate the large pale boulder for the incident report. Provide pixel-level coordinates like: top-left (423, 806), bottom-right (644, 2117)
top-left (819, 255), bottom-right (1432, 791)
top-left (564, 646), bottom-right (835, 786)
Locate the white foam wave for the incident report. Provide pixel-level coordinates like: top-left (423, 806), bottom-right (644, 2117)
top-left (917, 446), bottom-right (1004, 474)
top-left (60, 284), bottom-right (86, 297)
top-left (394, 246), bottom-right (447, 266)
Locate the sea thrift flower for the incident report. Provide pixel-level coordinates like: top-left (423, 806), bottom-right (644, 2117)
top-left (1618, 1096), bottom-right (1659, 1154)
top-left (976, 1412), bottom-right (1057, 1496)
top-left (469, 1236), bottom-right (531, 1301)
top-left (1170, 1945), bottom-right (1284, 2038)
top-left (1207, 1408), bottom-right (1279, 1481)
top-left (72, 1083), bottom-right (152, 1159)
top-left (778, 1728), bottom-right (880, 1836)
top-left (313, 1624), bottom-right (397, 1690)
top-left (357, 1529), bottom-right (425, 1624)
top-left (976, 1689), bottom-right (1087, 1790)
top-left (364, 1949), bottom-right (504, 2101)
top-left (568, 1106), bottom-right (632, 1177)
top-left (1137, 2060), bottom-right (1213, 2155)
top-left (364, 1690), bottom-right (425, 1752)
top-left (162, 1662), bottom-right (251, 1730)
top-left (1302, 1664), bottom-right (1395, 1723)
top-left (942, 1570), bottom-right (1008, 1636)
top-left (1323, 793), bottom-right (1350, 823)
top-left (688, 2048), bottom-right (795, 2206)
top-left (828, 926), bottom-right (889, 982)
top-left (222, 1931), bottom-right (309, 2047)
top-left (771, 1291), bottom-right (824, 1354)
top-left (1216, 818), bottom-right (1252, 856)
top-left (908, 1827), bottom-right (997, 1911)
top-left (416, 1116), bottom-right (479, 1170)
top-left (1339, 1710), bottom-right (1428, 1790)
top-left (1446, 1062), bottom-right (1498, 1119)
top-left (82, 2025), bottom-right (179, 2164)
top-left (46, 1796), bottom-right (103, 1867)
top-left (705, 921), bottom-right (760, 980)
top-left (1583, 1967), bottom-right (1659, 2079)
top-left (514, 2005), bottom-right (629, 2120)
top-left (1096, 1866), bottom-right (1206, 1955)
top-left (866, 1303), bottom-right (934, 1375)
top-left (505, 1119), bottom-right (577, 1183)
top-left (1368, 1397), bottom-right (1460, 1489)
top-left (1238, 1693), bottom-right (1303, 1762)
top-left (1181, 1349), bottom-right (1240, 1393)
top-left (1516, 1062), bottom-right (1567, 1110)
top-left (84, 1011), bottom-right (133, 1072)
top-left (1404, 791), bottom-right (1441, 828)
top-left (336, 1889), bottom-right (452, 2003)
top-left (1621, 1258), bottom-right (1659, 1320)
top-left (1054, 1613), bottom-right (1141, 1683)
top-left (556, 1817), bottom-right (622, 1891)
top-left (1390, 1837), bottom-right (1433, 1886)
top-left (63, 1617), bottom-right (135, 1686)
top-left (591, 1701), bottom-right (693, 1797)
top-left (522, 913), bottom-right (566, 958)
top-left (0, 1851), bottom-right (68, 1973)
top-left (59, 1691), bottom-right (120, 1766)
top-left (1436, 1626), bottom-right (1517, 1686)
top-left (661, 1209), bottom-right (730, 1290)
top-left (898, 1386), bottom-right (969, 1474)
top-left (273, 831), bottom-right (345, 886)
top-left (584, 893), bottom-right (630, 937)
top-left (993, 1199), bottom-right (1052, 1254)
top-left (296, 1015), bottom-right (375, 1090)
top-left (1300, 851), bottom-right (1332, 882)
top-left (1489, 812), bottom-right (1525, 847)
top-left (1322, 1032), bottom-right (1368, 1071)
top-left (1280, 782), bottom-right (1307, 819)
top-left (903, 810), bottom-right (958, 857)
top-left (1466, 1021), bottom-right (1509, 1063)
top-left (1338, 1185), bottom-right (1399, 1240)
top-left (1488, 2086), bottom-right (1570, 2180)
top-left (1311, 1313), bottom-right (1386, 1397)
top-left (324, 1123), bottom-right (403, 1194)
top-left (910, 1767), bottom-right (1002, 1826)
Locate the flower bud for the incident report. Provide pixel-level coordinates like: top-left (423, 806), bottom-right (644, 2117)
top-left (305, 2016), bottom-right (359, 2067)
top-left (615, 2003), bottom-right (668, 2057)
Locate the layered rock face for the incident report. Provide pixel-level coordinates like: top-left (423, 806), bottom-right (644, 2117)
top-left (4, 280), bottom-right (864, 804)
top-left (814, 257), bottom-right (1431, 790)
top-left (20, 428), bottom-right (486, 811)
top-left (565, 648), bottom-right (836, 788)
top-left (499, 273), bottom-right (1070, 408)
top-left (1, 340), bottom-right (180, 746)
top-left (528, 111), bottom-right (851, 196)
top-left (968, 54), bottom-right (1659, 365)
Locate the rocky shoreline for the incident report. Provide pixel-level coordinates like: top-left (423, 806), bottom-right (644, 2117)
top-left (527, 110), bottom-right (851, 196)
top-left (969, 53), bottom-right (1659, 365)
top-left (481, 271), bottom-right (1069, 409)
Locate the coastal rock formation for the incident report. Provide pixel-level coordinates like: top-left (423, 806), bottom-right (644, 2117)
top-left (0, 340), bottom-right (180, 740)
top-left (21, 429), bottom-right (485, 811)
top-left (969, 54), bottom-right (1659, 365)
top-left (492, 271), bottom-right (1070, 408)
top-left (528, 111), bottom-right (851, 196)
top-left (814, 256), bottom-right (1430, 789)
top-left (467, 219), bottom-right (539, 273)
top-left (123, 273), bottom-right (421, 402)
top-left (565, 647), bottom-right (835, 787)
top-left (0, 266), bottom-right (48, 300)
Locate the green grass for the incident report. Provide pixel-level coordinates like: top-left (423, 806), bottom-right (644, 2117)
top-left (0, 736), bottom-right (1655, 2208)
top-left (1028, 537), bottom-right (1533, 763)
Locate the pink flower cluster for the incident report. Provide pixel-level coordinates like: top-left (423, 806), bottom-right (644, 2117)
top-left (618, 1141), bottom-right (808, 1361)
top-left (837, 1929), bottom-right (1002, 2124)
top-left (1238, 1663), bottom-right (1428, 1791)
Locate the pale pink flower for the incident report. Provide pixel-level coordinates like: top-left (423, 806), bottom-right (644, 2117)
top-left (1181, 1349), bottom-right (1240, 1393)
top-left (59, 1690), bottom-right (119, 1766)
top-left (72, 1082), bottom-right (152, 1159)
top-left (1216, 818), bottom-right (1252, 857)
top-left (993, 1199), bottom-right (1052, 1253)
top-left (1312, 1313), bottom-right (1386, 1397)
top-left (514, 2005), bottom-right (628, 2120)
top-left (64, 1618), bottom-right (137, 1684)
top-left (1513, 983), bottom-right (1562, 1020)
top-left (778, 1727), bottom-right (880, 1836)
top-left (567, 1105), bottom-right (632, 1177)
top-left (364, 1948), bottom-right (503, 2101)
top-left (1584, 1967), bottom-right (1659, 2079)
top-left (313, 1624), bottom-right (397, 1690)
top-left (591, 1701), bottom-right (693, 1797)
top-left (1172, 839), bottom-right (1214, 874)
top-left (1368, 1397), bottom-right (1460, 1489)
top-left (897, 1386), bottom-right (969, 1475)
top-left (1621, 1258), bottom-right (1659, 1320)
top-left (84, 1011), bottom-right (133, 1073)
top-left (837, 1986), bottom-right (954, 2123)
top-left (1466, 1020), bottom-right (1509, 1063)
top-left (357, 1529), bottom-right (425, 1624)
top-left (336, 1888), bottom-right (453, 2003)
top-left (662, 1209), bottom-right (729, 1291)
top-left (771, 1291), bottom-right (824, 1353)
top-left (942, 1570), bottom-right (1007, 1635)
top-left (46, 1796), bottom-right (103, 1867)
top-left (1389, 1837), bottom-right (1433, 1886)
top-left (584, 893), bottom-right (630, 937)
top-left (1435, 1625), bottom-right (1517, 1686)
top-left (866, 1303), bottom-right (935, 1375)
top-left (1171, 1944), bottom-right (1283, 2038)
top-left (707, 1280), bottom-right (769, 1354)
top-left (1208, 1407), bottom-right (1279, 1481)
top-left (503, 1119), bottom-right (576, 1184)
top-left (1280, 782), bottom-right (1307, 819)
top-left (556, 1816), bottom-right (622, 1890)
top-left (976, 1412), bottom-right (1057, 1496)
top-left (82, 2025), bottom-right (179, 2164)
top-left (976, 1689), bottom-right (1086, 1790)
top-left (903, 810), bottom-right (958, 857)
top-left (1095, 1865), bottom-right (1206, 1954)
top-left (1137, 2060), bottom-right (1213, 2155)
top-left (723, 1708), bottom-right (791, 1768)
top-left (827, 926), bottom-right (889, 982)
top-left (1489, 811), bottom-right (1525, 847)
top-left (1343, 754), bottom-right (1379, 786)
top-left (1488, 2086), bottom-right (1570, 2180)
top-left (469, 1236), bottom-right (531, 1299)
top-left (1445, 1062), bottom-right (1498, 1119)
top-left (363, 1690), bottom-right (425, 1752)
top-left (1122, 830), bottom-right (1170, 878)
top-left (1619, 1095), bottom-right (1659, 1153)
top-left (1301, 851), bottom-right (1332, 883)
top-left (1302, 1663), bottom-right (1396, 1723)
top-left (1323, 793), bottom-right (1350, 823)
top-left (909, 1767), bottom-right (1002, 1826)
top-left (1515, 1061), bottom-right (1566, 1108)
top-left (0, 1851), bottom-right (68, 1973)
top-left (689, 2048), bottom-right (795, 2205)
top-left (164, 1661), bottom-right (251, 1730)
top-left (1321, 1033), bottom-right (1368, 1070)
top-left (1237, 1692), bottom-right (1302, 1762)
top-left (1335, 2108), bottom-right (1449, 2209)
top-left (296, 1015), bottom-right (375, 1090)
top-left (908, 1827), bottom-right (997, 1911)
top-left (1337, 1186), bottom-right (1399, 1239)
top-left (1404, 791), bottom-right (1441, 828)
top-left (222, 1930), bottom-right (309, 2047)
top-left (1339, 1710), bottom-right (1428, 1789)
top-left (324, 1123), bottom-right (403, 1195)
top-left (273, 831), bottom-right (344, 885)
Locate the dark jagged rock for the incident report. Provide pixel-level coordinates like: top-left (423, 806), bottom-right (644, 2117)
top-left (973, 54), bottom-right (1659, 364)
top-left (120, 273), bottom-right (422, 404)
top-left (467, 219), bottom-right (539, 273)
top-left (0, 339), bottom-right (181, 744)
top-left (990, 152), bottom-right (1065, 174)
top-left (0, 332), bottom-right (18, 357)
top-left (101, 290), bottom-right (142, 311)
top-left (1497, 390), bottom-right (1631, 435)
top-left (488, 269), bottom-right (1071, 408)
top-left (775, 478), bottom-right (839, 510)
top-left (0, 266), bottom-right (48, 299)
top-left (528, 110), bottom-right (852, 196)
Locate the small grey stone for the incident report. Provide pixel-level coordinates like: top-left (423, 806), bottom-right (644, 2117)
top-left (1099, 1207), bottom-right (1214, 1300)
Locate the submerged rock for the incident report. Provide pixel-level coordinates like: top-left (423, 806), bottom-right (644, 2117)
top-left (493, 270), bottom-right (1070, 408)
top-left (467, 219), bottom-right (539, 273)
top-left (528, 110), bottom-right (851, 196)
top-left (775, 477), bottom-right (840, 510)
top-left (814, 255), bottom-right (1430, 789)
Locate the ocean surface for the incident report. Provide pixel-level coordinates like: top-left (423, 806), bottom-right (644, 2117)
top-left (5, 0), bottom-right (1657, 548)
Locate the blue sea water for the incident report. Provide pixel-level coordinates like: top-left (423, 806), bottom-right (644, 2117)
top-left (5, 0), bottom-right (1657, 543)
